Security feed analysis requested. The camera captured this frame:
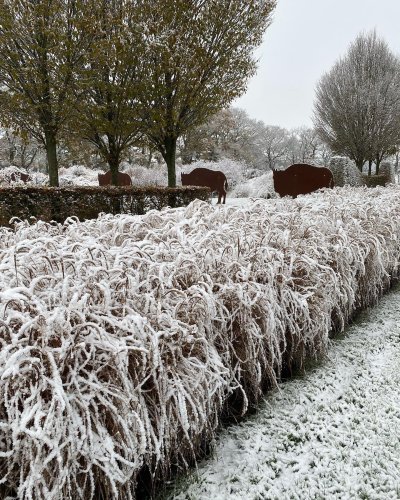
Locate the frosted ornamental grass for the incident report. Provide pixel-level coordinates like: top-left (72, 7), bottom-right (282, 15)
top-left (0, 186), bottom-right (400, 498)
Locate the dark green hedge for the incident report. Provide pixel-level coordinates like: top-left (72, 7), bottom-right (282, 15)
top-left (362, 173), bottom-right (390, 188)
top-left (0, 185), bottom-right (210, 227)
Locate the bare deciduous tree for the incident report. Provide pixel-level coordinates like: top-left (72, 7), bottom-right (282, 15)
top-left (180, 109), bottom-right (329, 171)
top-left (0, 130), bottom-right (42, 170)
top-left (314, 30), bottom-right (400, 172)
top-left (262, 125), bottom-right (290, 169)
top-left (180, 108), bottom-right (267, 168)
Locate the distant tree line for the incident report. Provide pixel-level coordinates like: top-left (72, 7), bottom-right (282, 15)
top-left (0, 0), bottom-right (276, 186)
top-left (180, 107), bottom-right (332, 171)
top-left (1, 8), bottom-right (397, 186)
top-left (0, 107), bottom-right (333, 175)
top-left (187, 30), bottom-right (400, 177)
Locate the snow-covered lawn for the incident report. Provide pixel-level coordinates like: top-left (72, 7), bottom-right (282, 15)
top-left (169, 285), bottom-right (400, 500)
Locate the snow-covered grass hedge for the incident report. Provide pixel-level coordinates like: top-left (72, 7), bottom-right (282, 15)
top-left (1, 186), bottom-right (400, 498)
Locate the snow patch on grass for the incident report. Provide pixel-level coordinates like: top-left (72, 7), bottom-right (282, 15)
top-left (169, 287), bottom-right (400, 500)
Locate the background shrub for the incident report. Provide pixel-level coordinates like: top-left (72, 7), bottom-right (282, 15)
top-left (0, 185), bottom-right (210, 226)
top-left (362, 173), bottom-right (390, 187)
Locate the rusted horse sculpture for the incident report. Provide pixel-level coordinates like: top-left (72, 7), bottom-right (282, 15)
top-left (10, 171), bottom-right (31, 183)
top-left (181, 167), bottom-right (228, 204)
top-left (272, 163), bottom-right (334, 198)
top-left (98, 170), bottom-right (132, 186)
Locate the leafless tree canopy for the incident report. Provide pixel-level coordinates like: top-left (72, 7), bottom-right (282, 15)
top-left (180, 108), bottom-right (330, 169)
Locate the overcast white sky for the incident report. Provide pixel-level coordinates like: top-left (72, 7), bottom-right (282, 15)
top-left (234, 0), bottom-right (400, 130)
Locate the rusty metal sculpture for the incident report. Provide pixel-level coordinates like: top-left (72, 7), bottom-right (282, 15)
top-left (181, 167), bottom-right (228, 204)
top-left (10, 171), bottom-right (31, 183)
top-left (272, 163), bottom-right (334, 198)
top-left (98, 170), bottom-right (132, 186)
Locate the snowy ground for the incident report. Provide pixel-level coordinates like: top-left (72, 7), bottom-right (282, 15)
top-left (168, 284), bottom-right (400, 500)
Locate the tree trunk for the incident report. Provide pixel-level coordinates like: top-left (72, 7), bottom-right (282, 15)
top-left (368, 160), bottom-right (372, 176)
top-left (163, 136), bottom-right (177, 187)
top-left (9, 145), bottom-right (16, 164)
top-left (45, 130), bottom-right (59, 186)
top-left (147, 149), bottom-right (153, 168)
top-left (106, 134), bottom-right (120, 185)
top-left (355, 157), bottom-right (364, 172)
top-left (106, 152), bottom-right (122, 213)
top-left (375, 155), bottom-right (382, 174)
top-left (108, 155), bottom-right (120, 185)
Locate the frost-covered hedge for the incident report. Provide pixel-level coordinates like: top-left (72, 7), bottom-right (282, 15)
top-left (121, 163), bottom-right (167, 186)
top-left (1, 186), bottom-right (400, 498)
top-left (362, 160), bottom-right (395, 188)
top-left (362, 173), bottom-right (390, 188)
top-left (58, 165), bottom-right (100, 186)
top-left (329, 156), bottom-right (364, 187)
top-left (379, 161), bottom-right (396, 184)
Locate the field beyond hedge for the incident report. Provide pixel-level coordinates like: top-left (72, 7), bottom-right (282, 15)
top-left (1, 186), bottom-right (400, 499)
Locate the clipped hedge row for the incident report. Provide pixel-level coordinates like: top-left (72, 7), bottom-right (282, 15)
top-left (0, 185), bottom-right (210, 227)
top-left (362, 173), bottom-right (390, 188)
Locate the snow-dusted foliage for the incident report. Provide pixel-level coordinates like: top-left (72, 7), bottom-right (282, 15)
top-left (1, 160), bottom-right (250, 190)
top-left (121, 163), bottom-right (167, 186)
top-left (0, 164), bottom-right (168, 188)
top-left (1, 186), bottom-right (400, 498)
top-left (0, 166), bottom-right (30, 185)
top-left (0, 167), bottom-right (47, 186)
top-left (230, 171), bottom-right (276, 198)
top-left (180, 159), bottom-right (248, 189)
top-left (29, 172), bottom-right (49, 185)
top-left (379, 160), bottom-right (396, 184)
top-left (58, 165), bottom-right (100, 186)
top-left (329, 156), bottom-right (365, 187)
